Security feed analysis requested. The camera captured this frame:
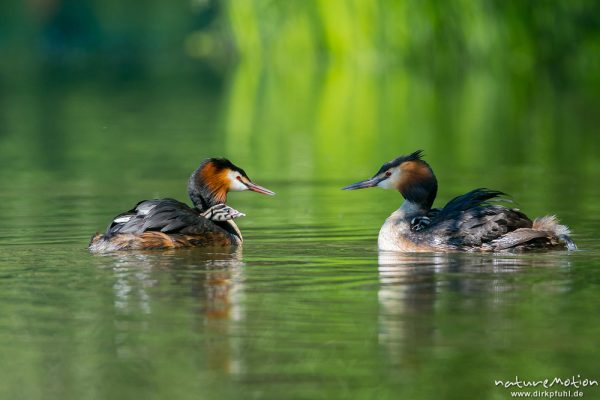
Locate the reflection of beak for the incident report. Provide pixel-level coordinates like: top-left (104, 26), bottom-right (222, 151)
top-left (342, 176), bottom-right (385, 190)
top-left (244, 181), bottom-right (276, 195)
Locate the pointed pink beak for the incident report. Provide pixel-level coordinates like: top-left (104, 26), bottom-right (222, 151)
top-left (245, 181), bottom-right (275, 195)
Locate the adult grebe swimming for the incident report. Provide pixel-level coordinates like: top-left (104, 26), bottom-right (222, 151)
top-left (343, 150), bottom-right (576, 252)
top-left (89, 158), bottom-right (274, 252)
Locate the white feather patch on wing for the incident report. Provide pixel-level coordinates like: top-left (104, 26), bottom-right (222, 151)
top-left (137, 203), bottom-right (157, 215)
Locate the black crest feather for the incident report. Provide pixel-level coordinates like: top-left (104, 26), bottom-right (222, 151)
top-left (206, 158), bottom-right (248, 177)
top-left (434, 188), bottom-right (506, 221)
top-left (375, 150), bottom-right (425, 176)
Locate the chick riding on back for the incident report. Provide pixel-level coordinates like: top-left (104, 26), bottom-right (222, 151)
top-left (89, 158), bottom-right (274, 252)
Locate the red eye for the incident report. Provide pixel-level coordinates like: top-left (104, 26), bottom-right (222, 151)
top-left (385, 171), bottom-right (392, 177)
top-left (236, 176), bottom-right (242, 180)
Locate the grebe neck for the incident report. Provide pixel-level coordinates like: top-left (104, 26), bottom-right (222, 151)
top-left (398, 200), bottom-right (428, 218)
top-left (397, 164), bottom-right (438, 211)
top-left (188, 167), bottom-right (228, 211)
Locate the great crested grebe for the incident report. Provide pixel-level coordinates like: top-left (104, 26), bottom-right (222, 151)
top-left (343, 150), bottom-right (576, 252)
top-left (89, 158), bottom-right (274, 252)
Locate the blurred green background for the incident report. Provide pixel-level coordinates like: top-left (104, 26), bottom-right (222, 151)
top-left (1, 2), bottom-right (600, 400)
top-left (2, 0), bottom-right (599, 183)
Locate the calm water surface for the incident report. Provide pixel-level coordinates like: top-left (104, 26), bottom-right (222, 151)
top-left (1, 70), bottom-right (600, 400)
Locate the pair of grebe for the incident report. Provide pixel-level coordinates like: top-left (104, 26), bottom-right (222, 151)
top-left (89, 152), bottom-right (576, 253)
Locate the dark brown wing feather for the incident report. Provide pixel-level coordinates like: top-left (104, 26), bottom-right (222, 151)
top-left (105, 198), bottom-right (240, 237)
top-left (421, 189), bottom-right (532, 249)
top-left (432, 188), bottom-right (506, 220)
top-left (107, 198), bottom-right (203, 235)
top-left (89, 199), bottom-right (241, 252)
top-left (486, 228), bottom-right (551, 250)
top-left (429, 205), bottom-right (532, 249)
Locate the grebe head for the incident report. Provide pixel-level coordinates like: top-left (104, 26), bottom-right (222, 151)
top-left (189, 158), bottom-right (275, 210)
top-left (342, 150), bottom-right (438, 210)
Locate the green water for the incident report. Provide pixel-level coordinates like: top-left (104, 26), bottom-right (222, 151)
top-left (2, 0), bottom-right (600, 387)
top-left (1, 66), bottom-right (599, 400)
